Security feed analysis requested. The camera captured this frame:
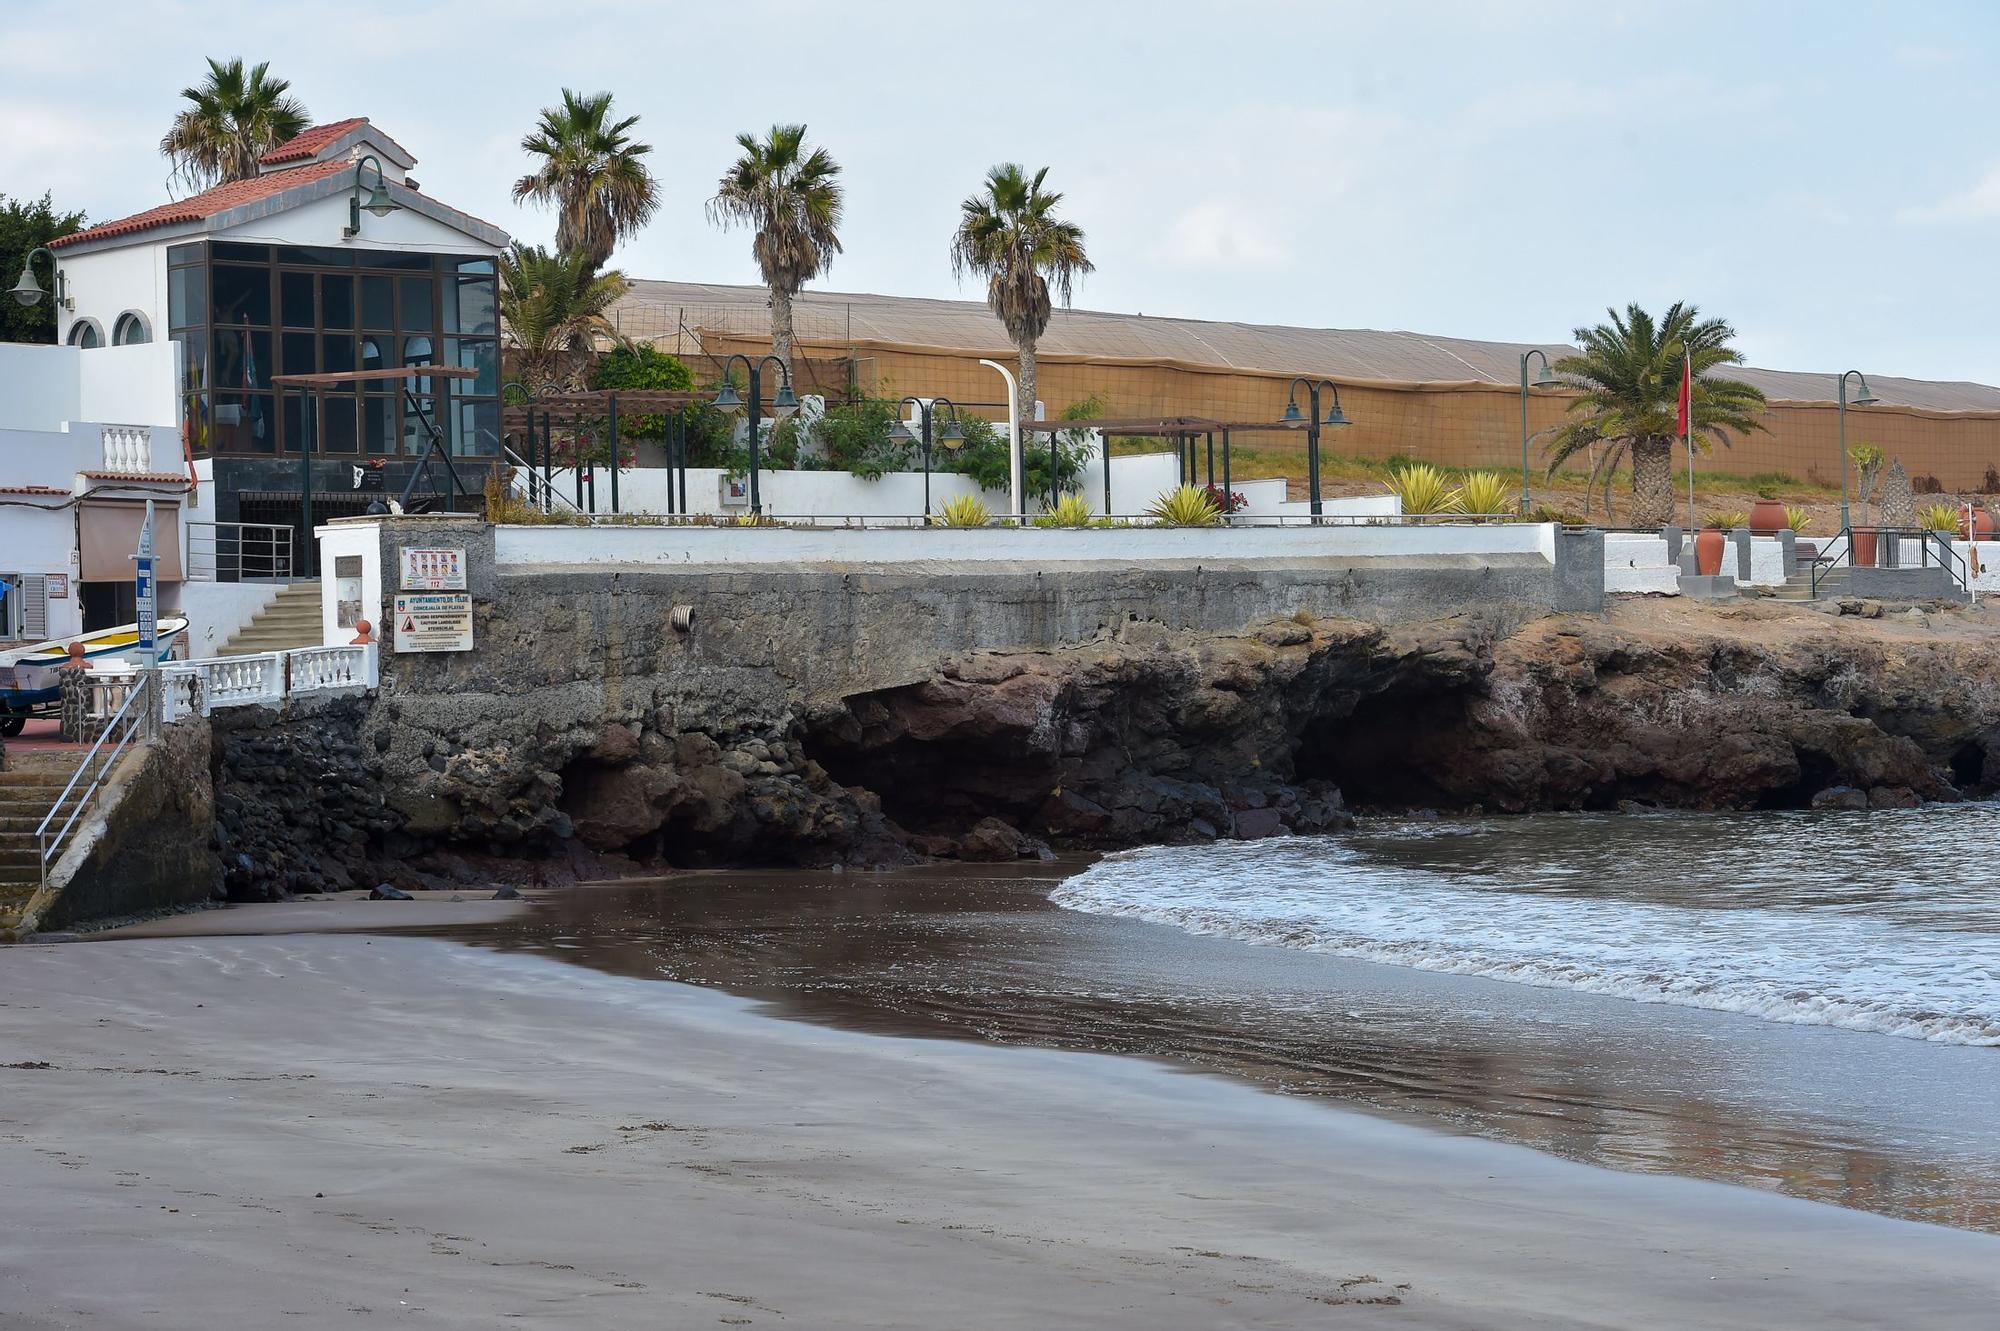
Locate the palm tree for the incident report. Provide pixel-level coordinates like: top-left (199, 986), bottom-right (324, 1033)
top-left (160, 58), bottom-right (310, 191)
top-left (499, 244), bottom-right (630, 394)
top-left (707, 124), bottom-right (844, 376)
top-left (513, 90), bottom-right (660, 271)
top-left (1545, 302), bottom-right (1766, 526)
top-left (950, 164), bottom-right (1092, 431)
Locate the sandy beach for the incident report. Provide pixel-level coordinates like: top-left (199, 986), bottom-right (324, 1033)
top-left (2, 915), bottom-right (1997, 1329)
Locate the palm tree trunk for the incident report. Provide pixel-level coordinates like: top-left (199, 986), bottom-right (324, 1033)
top-left (1630, 435), bottom-right (1675, 528)
top-left (1016, 334), bottom-right (1038, 435)
top-left (770, 285), bottom-right (795, 378)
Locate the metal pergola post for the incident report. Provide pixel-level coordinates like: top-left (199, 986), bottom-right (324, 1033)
top-left (607, 393), bottom-right (620, 514)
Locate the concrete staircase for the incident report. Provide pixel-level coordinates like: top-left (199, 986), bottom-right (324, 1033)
top-left (218, 583), bottom-right (324, 657)
top-left (0, 753), bottom-right (87, 917)
top-left (1771, 568), bottom-right (1848, 602)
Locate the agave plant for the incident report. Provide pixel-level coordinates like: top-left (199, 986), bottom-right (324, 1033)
top-left (1711, 510), bottom-right (1748, 530)
top-left (1455, 471), bottom-right (1516, 518)
top-left (1146, 485), bottom-right (1223, 527)
top-left (1917, 503), bottom-right (1960, 534)
top-left (937, 494), bottom-right (992, 527)
top-left (1033, 493), bottom-right (1094, 528)
top-left (1385, 462), bottom-right (1460, 517)
top-left (1784, 506), bottom-right (1813, 533)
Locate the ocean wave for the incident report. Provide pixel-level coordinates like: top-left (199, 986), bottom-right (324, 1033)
top-left (1053, 834), bottom-right (2000, 1048)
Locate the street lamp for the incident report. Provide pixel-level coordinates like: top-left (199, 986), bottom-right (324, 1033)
top-left (892, 396), bottom-right (963, 521)
top-left (9, 246), bottom-right (68, 336)
top-left (1280, 378), bottom-right (1350, 517)
top-left (341, 155), bottom-right (401, 239)
top-left (1518, 349), bottom-right (1558, 515)
top-left (712, 353), bottom-right (798, 514)
top-left (1837, 369), bottom-right (1880, 532)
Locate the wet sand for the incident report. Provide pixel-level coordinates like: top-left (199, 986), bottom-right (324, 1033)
top-left (2, 920), bottom-right (1998, 1328)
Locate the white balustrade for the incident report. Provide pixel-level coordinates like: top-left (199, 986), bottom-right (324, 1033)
top-left (99, 424), bottom-right (155, 474)
top-left (152, 643), bottom-right (378, 720)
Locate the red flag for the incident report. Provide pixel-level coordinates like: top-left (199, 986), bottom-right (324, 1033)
top-left (1676, 354), bottom-right (1692, 438)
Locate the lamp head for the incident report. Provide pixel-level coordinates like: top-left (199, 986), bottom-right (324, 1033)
top-left (1322, 399), bottom-right (1351, 427)
top-left (713, 382), bottom-right (743, 412)
top-left (1280, 397), bottom-right (1305, 424)
top-left (1533, 364), bottom-right (1559, 388)
top-left (940, 417), bottom-right (965, 449)
top-left (9, 263), bottom-right (44, 307)
top-left (363, 182), bottom-right (398, 217)
top-left (886, 417), bottom-right (915, 444)
top-left (1851, 374), bottom-right (1880, 406)
top-left (770, 382), bottom-right (799, 414)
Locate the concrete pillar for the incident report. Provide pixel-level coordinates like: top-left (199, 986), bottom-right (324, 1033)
top-left (1662, 524), bottom-right (1684, 564)
top-left (1552, 526), bottom-right (1606, 613)
top-left (1775, 528), bottom-right (1797, 578)
top-left (1730, 528), bottom-right (1753, 582)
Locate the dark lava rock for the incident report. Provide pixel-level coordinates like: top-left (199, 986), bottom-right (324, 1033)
top-left (491, 885), bottom-right (523, 900)
top-left (368, 884), bottom-right (413, 900)
top-left (1811, 786), bottom-right (1871, 811)
top-left (957, 816), bottom-right (1031, 862)
top-left (1867, 785), bottom-right (1923, 809)
top-left (1233, 807), bottom-right (1287, 840)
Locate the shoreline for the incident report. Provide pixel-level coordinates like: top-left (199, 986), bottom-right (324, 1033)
top-left (5, 921), bottom-right (1997, 1327)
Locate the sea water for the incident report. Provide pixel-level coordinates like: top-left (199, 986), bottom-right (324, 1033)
top-left (1054, 807), bottom-right (2000, 1048)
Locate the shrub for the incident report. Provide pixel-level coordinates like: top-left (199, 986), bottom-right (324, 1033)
top-left (1033, 494), bottom-right (1095, 528)
top-left (1385, 462), bottom-right (1460, 516)
top-left (1784, 506), bottom-right (1813, 533)
top-left (1203, 484), bottom-right (1248, 514)
top-left (937, 494), bottom-right (991, 527)
top-left (1146, 485), bottom-right (1223, 527)
top-left (1455, 471), bottom-right (1516, 517)
top-left (1712, 510), bottom-right (1748, 530)
top-left (1918, 503), bottom-right (1960, 533)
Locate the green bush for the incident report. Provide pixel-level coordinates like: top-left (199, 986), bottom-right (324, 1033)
top-left (1385, 462), bottom-right (1460, 515)
top-left (1147, 485), bottom-right (1223, 527)
top-left (1033, 494), bottom-right (1095, 528)
top-left (937, 494), bottom-right (991, 527)
top-left (1455, 471), bottom-right (1515, 517)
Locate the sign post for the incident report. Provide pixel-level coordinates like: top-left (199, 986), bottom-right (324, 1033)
top-left (134, 499), bottom-right (160, 739)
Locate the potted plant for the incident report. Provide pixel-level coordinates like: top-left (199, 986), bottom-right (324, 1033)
top-left (1849, 443), bottom-right (1885, 567)
top-left (1749, 486), bottom-right (1788, 535)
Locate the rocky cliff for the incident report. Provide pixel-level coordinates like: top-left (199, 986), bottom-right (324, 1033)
top-left (212, 599), bottom-right (2000, 893)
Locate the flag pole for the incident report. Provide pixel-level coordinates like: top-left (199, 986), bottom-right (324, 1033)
top-left (1685, 351), bottom-right (1696, 530)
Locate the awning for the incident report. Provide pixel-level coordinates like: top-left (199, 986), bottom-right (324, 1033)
top-left (79, 500), bottom-right (183, 582)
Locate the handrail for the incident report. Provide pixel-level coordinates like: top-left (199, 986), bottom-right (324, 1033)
top-left (501, 448), bottom-right (588, 516)
top-left (1811, 525), bottom-right (1971, 598)
top-left (186, 520), bottom-right (294, 582)
top-left (36, 673), bottom-right (150, 882)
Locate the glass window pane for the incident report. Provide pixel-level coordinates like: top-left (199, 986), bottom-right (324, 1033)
top-left (169, 265), bottom-right (207, 329)
top-left (320, 395), bottom-right (358, 455)
top-left (322, 274), bottom-right (354, 329)
top-left (282, 393), bottom-right (305, 454)
top-left (449, 338), bottom-right (498, 396)
top-left (359, 336), bottom-right (385, 372)
top-left (212, 328), bottom-right (272, 390)
top-left (211, 265), bottom-right (270, 327)
top-left (360, 275), bottom-right (393, 330)
top-left (212, 392), bottom-right (274, 453)
top-left (281, 332), bottom-right (315, 375)
top-left (454, 256), bottom-right (497, 274)
top-left (398, 276), bottom-right (434, 330)
top-left (446, 277), bottom-right (496, 336)
top-left (211, 243), bottom-right (271, 264)
top-left (361, 251), bottom-right (431, 270)
top-left (453, 399), bottom-right (499, 457)
top-left (280, 271), bottom-right (315, 328)
top-left (363, 395), bottom-right (397, 455)
top-left (322, 335), bottom-right (355, 375)
top-left (167, 242), bottom-right (205, 266)
top-left (402, 396), bottom-right (440, 456)
top-left (274, 246), bottom-right (353, 267)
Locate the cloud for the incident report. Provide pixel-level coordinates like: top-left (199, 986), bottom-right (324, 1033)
top-left (1894, 44), bottom-right (1962, 68)
top-left (1898, 165), bottom-right (2000, 223)
top-left (1153, 202), bottom-right (1290, 269)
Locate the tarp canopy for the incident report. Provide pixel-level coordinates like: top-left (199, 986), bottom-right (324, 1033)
top-left (79, 500), bottom-right (182, 582)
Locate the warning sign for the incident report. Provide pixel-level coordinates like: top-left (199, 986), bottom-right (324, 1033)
top-left (399, 547), bottom-right (467, 591)
top-left (391, 592), bottom-right (474, 653)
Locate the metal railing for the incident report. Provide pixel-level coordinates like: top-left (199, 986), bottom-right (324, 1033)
top-left (483, 507), bottom-right (1523, 530)
top-left (1810, 526), bottom-right (1970, 598)
top-left (37, 673), bottom-right (152, 882)
top-left (186, 521), bottom-right (294, 582)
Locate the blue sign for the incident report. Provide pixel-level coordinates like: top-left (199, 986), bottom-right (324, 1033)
top-left (135, 500), bottom-right (157, 657)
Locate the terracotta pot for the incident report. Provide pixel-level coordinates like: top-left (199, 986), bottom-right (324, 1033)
top-left (1852, 527), bottom-right (1879, 568)
top-left (1749, 499), bottom-right (1789, 535)
top-left (1959, 508), bottom-right (1994, 541)
top-left (1694, 526), bottom-right (1726, 577)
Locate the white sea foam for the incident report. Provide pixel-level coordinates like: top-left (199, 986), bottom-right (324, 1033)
top-left (1052, 821), bottom-right (2000, 1047)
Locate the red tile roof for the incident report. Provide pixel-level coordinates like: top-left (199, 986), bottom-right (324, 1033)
top-left (48, 160), bottom-right (351, 249)
top-left (81, 471), bottom-right (190, 484)
top-left (0, 486), bottom-right (71, 497)
top-left (261, 118), bottom-right (369, 166)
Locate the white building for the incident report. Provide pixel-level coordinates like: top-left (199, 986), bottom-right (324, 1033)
top-left (42, 118), bottom-right (508, 569)
top-left (0, 342), bottom-right (187, 645)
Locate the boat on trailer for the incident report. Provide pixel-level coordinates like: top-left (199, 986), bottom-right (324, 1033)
top-left (0, 618), bottom-right (187, 735)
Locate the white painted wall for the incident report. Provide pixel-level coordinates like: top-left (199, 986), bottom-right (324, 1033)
top-left (167, 580), bottom-right (284, 656)
top-left (315, 521), bottom-right (384, 648)
top-left (222, 192), bottom-right (499, 259)
top-left (497, 521), bottom-right (1558, 569)
top-left (0, 506), bottom-right (84, 644)
top-left (75, 341), bottom-right (183, 430)
top-left (1604, 535), bottom-right (1679, 595)
top-left (0, 345), bottom-right (83, 432)
top-left (58, 240), bottom-right (168, 355)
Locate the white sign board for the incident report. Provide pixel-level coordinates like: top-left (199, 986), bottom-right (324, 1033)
top-left (399, 546), bottom-right (467, 591)
top-left (392, 592), bottom-right (474, 653)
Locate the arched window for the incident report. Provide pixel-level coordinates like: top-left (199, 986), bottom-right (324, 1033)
top-left (67, 319), bottom-right (104, 349)
top-left (113, 312), bottom-right (151, 345)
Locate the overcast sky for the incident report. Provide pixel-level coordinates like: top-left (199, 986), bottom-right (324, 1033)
top-left (6, 0), bottom-right (1997, 381)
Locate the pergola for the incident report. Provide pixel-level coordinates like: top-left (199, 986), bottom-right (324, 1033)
top-left (1019, 414), bottom-right (1315, 514)
top-left (270, 366), bottom-right (479, 573)
top-left (500, 388), bottom-right (720, 515)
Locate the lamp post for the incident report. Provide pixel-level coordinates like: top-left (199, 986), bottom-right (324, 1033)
top-left (9, 246), bottom-right (68, 339)
top-left (1518, 349), bottom-right (1558, 515)
top-left (712, 353), bottom-right (798, 515)
top-left (1837, 369), bottom-right (1880, 532)
top-left (888, 396), bottom-right (964, 521)
top-left (977, 359), bottom-right (1022, 518)
top-left (341, 156), bottom-right (401, 239)
top-left (1280, 378), bottom-right (1350, 518)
